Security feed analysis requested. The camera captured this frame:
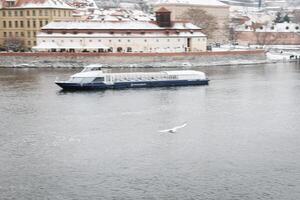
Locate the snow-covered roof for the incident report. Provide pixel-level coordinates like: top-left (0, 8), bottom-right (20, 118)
top-left (236, 21), bottom-right (300, 33)
top-left (14, 0), bottom-right (74, 9)
top-left (42, 21), bottom-right (202, 30)
top-left (154, 0), bottom-right (229, 7)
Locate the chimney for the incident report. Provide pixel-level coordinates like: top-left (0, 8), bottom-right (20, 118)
top-left (155, 7), bottom-right (171, 27)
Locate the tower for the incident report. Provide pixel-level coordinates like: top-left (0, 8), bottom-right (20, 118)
top-left (155, 7), bottom-right (171, 27)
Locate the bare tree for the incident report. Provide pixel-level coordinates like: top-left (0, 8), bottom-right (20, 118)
top-left (181, 8), bottom-right (218, 40)
top-left (229, 27), bottom-right (241, 44)
top-left (255, 32), bottom-right (279, 46)
top-left (4, 37), bottom-right (25, 51)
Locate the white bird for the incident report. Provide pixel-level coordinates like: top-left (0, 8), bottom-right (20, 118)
top-left (158, 122), bottom-right (187, 133)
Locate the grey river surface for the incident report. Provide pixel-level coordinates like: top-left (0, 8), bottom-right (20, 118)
top-left (0, 63), bottom-right (300, 200)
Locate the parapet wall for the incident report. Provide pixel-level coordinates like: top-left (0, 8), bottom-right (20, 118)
top-left (0, 50), bottom-right (266, 68)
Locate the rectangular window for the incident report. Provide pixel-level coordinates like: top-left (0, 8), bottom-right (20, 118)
top-left (3, 21), bottom-right (6, 28)
top-left (8, 21), bottom-right (12, 28)
top-left (27, 20), bottom-right (30, 28)
top-left (9, 32), bottom-right (12, 37)
top-left (3, 32), bottom-right (7, 37)
top-left (58, 10), bottom-right (61, 17)
top-left (15, 21), bottom-right (18, 28)
top-left (28, 41), bottom-right (31, 45)
top-left (8, 11), bottom-right (11, 16)
top-left (45, 10), bottom-right (48, 16)
top-left (34, 41), bottom-right (36, 45)
top-left (53, 10), bottom-right (56, 16)
top-left (64, 10), bottom-right (66, 17)
top-left (45, 20), bottom-right (48, 25)
top-left (15, 32), bottom-right (19, 37)
top-left (33, 31), bottom-right (36, 37)
top-left (39, 10), bottom-right (42, 16)
top-left (33, 21), bottom-right (36, 28)
top-left (27, 31), bottom-right (31, 37)
top-left (20, 11), bottom-right (23, 16)
top-left (27, 10), bottom-right (30, 16)
top-left (15, 11), bottom-right (18, 16)
top-left (2, 11), bottom-right (5, 17)
top-left (32, 10), bottom-right (36, 16)
top-left (21, 32), bottom-right (24, 37)
top-left (39, 20), bottom-right (43, 27)
top-left (20, 21), bottom-right (24, 28)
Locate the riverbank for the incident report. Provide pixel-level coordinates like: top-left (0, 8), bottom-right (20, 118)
top-left (0, 50), bottom-right (267, 68)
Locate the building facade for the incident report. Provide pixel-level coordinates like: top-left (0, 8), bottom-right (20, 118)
top-left (33, 9), bottom-right (207, 53)
top-left (153, 0), bottom-right (230, 44)
top-left (235, 21), bottom-right (300, 45)
top-left (0, 0), bottom-right (75, 49)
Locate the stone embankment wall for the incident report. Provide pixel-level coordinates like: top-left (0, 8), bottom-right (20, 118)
top-left (236, 32), bottom-right (300, 45)
top-left (0, 50), bottom-right (266, 68)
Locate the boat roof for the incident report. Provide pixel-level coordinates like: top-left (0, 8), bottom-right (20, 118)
top-left (164, 70), bottom-right (205, 75)
top-left (71, 71), bottom-right (104, 78)
top-left (71, 69), bottom-right (205, 78)
top-left (84, 64), bottom-right (104, 68)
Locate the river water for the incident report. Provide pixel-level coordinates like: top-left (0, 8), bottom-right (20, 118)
top-left (0, 63), bottom-right (300, 200)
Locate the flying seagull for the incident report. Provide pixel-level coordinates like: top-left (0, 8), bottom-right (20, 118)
top-left (158, 122), bottom-right (187, 133)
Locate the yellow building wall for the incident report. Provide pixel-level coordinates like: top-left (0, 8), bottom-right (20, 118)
top-left (0, 8), bottom-right (74, 49)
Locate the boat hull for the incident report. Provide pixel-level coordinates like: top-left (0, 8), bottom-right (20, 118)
top-left (56, 79), bottom-right (209, 90)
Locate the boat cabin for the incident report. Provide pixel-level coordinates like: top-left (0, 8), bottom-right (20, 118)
top-left (81, 64), bottom-right (103, 72)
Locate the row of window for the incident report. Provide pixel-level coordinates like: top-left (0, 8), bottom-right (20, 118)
top-left (27, 41), bottom-right (36, 46)
top-left (2, 20), bottom-right (49, 28)
top-left (51, 47), bottom-right (187, 53)
top-left (245, 25), bottom-right (299, 30)
top-left (3, 31), bottom-right (36, 38)
top-left (44, 38), bottom-right (205, 43)
top-left (1, 9), bottom-right (71, 17)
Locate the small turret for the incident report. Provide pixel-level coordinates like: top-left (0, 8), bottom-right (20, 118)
top-left (155, 7), bottom-right (171, 27)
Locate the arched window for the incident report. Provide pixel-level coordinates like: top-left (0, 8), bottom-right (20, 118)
top-left (117, 47), bottom-right (123, 52)
top-left (127, 47), bottom-right (132, 52)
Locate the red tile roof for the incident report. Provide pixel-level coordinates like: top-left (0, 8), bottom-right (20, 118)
top-left (156, 7), bottom-right (171, 13)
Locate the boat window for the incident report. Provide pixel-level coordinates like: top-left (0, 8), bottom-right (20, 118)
top-left (82, 67), bottom-right (102, 72)
top-left (69, 77), bottom-right (83, 83)
top-left (93, 77), bottom-right (104, 82)
top-left (90, 67), bottom-right (102, 71)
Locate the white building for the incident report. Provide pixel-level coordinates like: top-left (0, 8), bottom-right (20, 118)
top-left (153, 0), bottom-right (230, 43)
top-left (33, 8), bottom-right (207, 53)
top-left (236, 21), bottom-right (300, 32)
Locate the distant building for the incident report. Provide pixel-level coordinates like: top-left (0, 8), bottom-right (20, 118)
top-left (153, 0), bottom-right (230, 44)
top-left (221, 0), bottom-right (288, 10)
top-left (0, 0), bottom-right (75, 49)
top-left (220, 0), bottom-right (263, 7)
top-left (33, 8), bottom-right (207, 53)
top-left (235, 21), bottom-right (300, 45)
